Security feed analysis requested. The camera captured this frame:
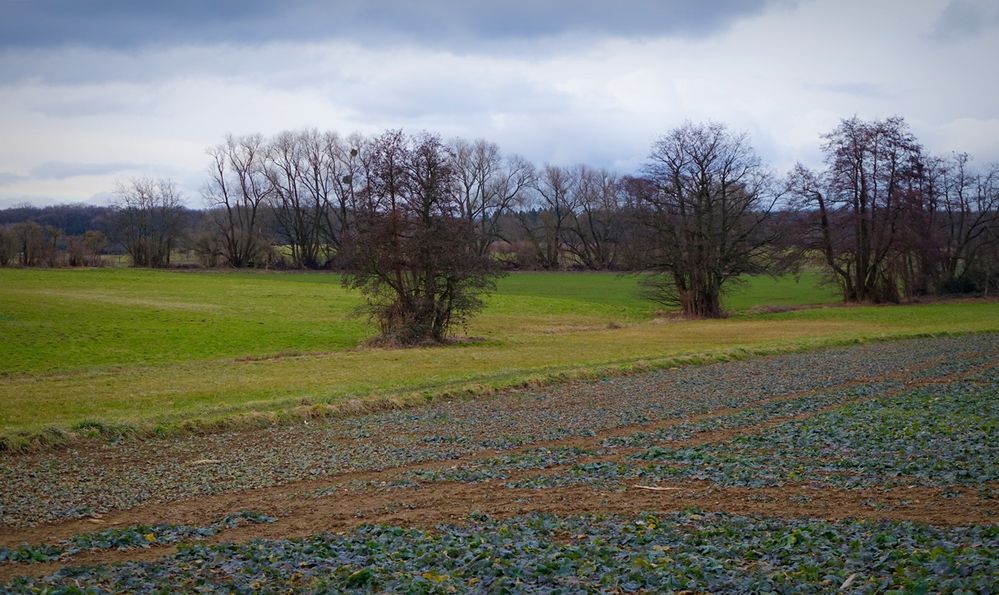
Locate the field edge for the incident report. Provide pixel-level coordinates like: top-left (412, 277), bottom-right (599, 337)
top-left (3, 326), bottom-right (992, 454)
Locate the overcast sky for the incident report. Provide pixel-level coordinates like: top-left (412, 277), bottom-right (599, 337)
top-left (0, 0), bottom-right (997, 207)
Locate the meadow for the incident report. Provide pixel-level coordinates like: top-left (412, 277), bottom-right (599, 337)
top-left (2, 267), bottom-right (999, 448)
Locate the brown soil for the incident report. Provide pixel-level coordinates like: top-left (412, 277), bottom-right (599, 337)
top-left (2, 478), bottom-right (995, 582)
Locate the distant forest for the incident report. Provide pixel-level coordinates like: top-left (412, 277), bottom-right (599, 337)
top-left (2, 116), bottom-right (997, 311)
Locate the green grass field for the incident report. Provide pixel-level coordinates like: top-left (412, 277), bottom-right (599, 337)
top-left (2, 267), bottom-right (997, 448)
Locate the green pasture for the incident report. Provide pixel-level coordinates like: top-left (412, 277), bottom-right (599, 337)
top-left (2, 267), bottom-right (996, 448)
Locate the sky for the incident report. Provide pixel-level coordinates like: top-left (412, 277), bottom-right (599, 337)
top-left (0, 0), bottom-right (997, 208)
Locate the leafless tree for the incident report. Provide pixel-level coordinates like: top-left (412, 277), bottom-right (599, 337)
top-left (636, 122), bottom-right (779, 317)
top-left (307, 130), bottom-right (373, 267)
top-left (451, 138), bottom-right (535, 256)
top-left (8, 221), bottom-right (59, 266)
top-left (113, 177), bottom-right (185, 267)
top-left (187, 215), bottom-right (226, 268)
top-left (565, 166), bottom-right (626, 269)
top-left (927, 153), bottom-right (999, 292)
top-left (0, 225), bottom-right (16, 266)
top-left (789, 116), bottom-right (923, 302)
top-left (66, 230), bottom-right (106, 267)
top-left (341, 132), bottom-right (503, 344)
top-left (265, 130), bottom-right (328, 268)
top-left (518, 164), bottom-right (580, 269)
top-left (205, 134), bottom-right (273, 267)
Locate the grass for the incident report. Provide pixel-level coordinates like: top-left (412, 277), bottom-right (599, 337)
top-left (1, 267), bottom-right (996, 449)
top-left (0, 269), bottom-right (837, 375)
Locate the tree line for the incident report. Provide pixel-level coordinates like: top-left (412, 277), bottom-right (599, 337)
top-left (2, 116), bottom-right (998, 338)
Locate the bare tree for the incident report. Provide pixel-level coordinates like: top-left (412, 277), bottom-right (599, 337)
top-left (188, 214), bottom-right (226, 268)
top-left (341, 132), bottom-right (502, 344)
top-left (565, 166), bottom-right (625, 269)
top-left (0, 225), bottom-right (14, 266)
top-left (451, 138), bottom-right (535, 256)
top-left (518, 164), bottom-right (579, 269)
top-left (113, 177), bottom-right (184, 267)
top-left (8, 221), bottom-right (59, 266)
top-left (66, 230), bottom-right (106, 267)
top-left (258, 129), bottom-right (367, 269)
top-left (636, 122), bottom-right (778, 317)
top-left (265, 130), bottom-right (327, 268)
top-left (318, 130), bottom-right (367, 263)
top-left (205, 134), bottom-right (273, 267)
top-left (789, 116), bottom-right (923, 302)
top-left (929, 153), bottom-right (999, 292)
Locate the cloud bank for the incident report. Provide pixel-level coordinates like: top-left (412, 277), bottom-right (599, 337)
top-left (0, 0), bottom-right (996, 207)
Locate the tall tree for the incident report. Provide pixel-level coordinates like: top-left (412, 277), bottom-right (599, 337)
top-left (789, 116), bottom-right (923, 302)
top-left (928, 153), bottom-right (999, 292)
top-left (265, 130), bottom-right (328, 268)
top-left (451, 138), bottom-right (535, 256)
top-left (205, 134), bottom-right (273, 267)
top-left (0, 225), bottom-right (15, 266)
top-left (325, 132), bottom-right (367, 257)
top-left (113, 177), bottom-right (184, 267)
top-left (566, 166), bottom-right (625, 270)
top-left (341, 132), bottom-right (502, 344)
top-left (6, 221), bottom-right (60, 267)
top-left (636, 122), bottom-right (778, 317)
top-left (518, 164), bottom-right (578, 269)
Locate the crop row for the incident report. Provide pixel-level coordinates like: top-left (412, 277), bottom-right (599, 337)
top-left (0, 511), bottom-right (273, 564)
top-left (4, 334), bottom-right (994, 526)
top-left (5, 511), bottom-right (996, 593)
top-left (516, 376), bottom-right (999, 490)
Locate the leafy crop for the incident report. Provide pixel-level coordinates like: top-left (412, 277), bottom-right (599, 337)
top-left (628, 380), bottom-right (999, 489)
top-left (0, 511), bottom-right (273, 565)
top-left (511, 373), bottom-right (999, 491)
top-left (407, 447), bottom-right (592, 484)
top-left (5, 334), bottom-right (997, 527)
top-left (602, 382), bottom-right (900, 449)
top-left (2, 335), bottom-right (997, 592)
top-left (5, 511), bottom-right (996, 593)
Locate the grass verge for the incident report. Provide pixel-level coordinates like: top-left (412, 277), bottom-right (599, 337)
top-left (1, 268), bottom-right (995, 451)
top-left (2, 323), bottom-right (995, 453)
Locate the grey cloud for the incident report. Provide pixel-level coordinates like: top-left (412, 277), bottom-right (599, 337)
top-left (932, 0), bottom-right (999, 41)
top-left (0, 0), bottom-right (780, 51)
top-left (29, 162), bottom-right (144, 180)
top-left (0, 172), bottom-right (26, 186)
top-left (30, 94), bottom-right (156, 118)
top-left (335, 72), bottom-right (571, 121)
top-left (0, 1), bottom-right (793, 87)
top-left (807, 81), bottom-right (883, 97)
